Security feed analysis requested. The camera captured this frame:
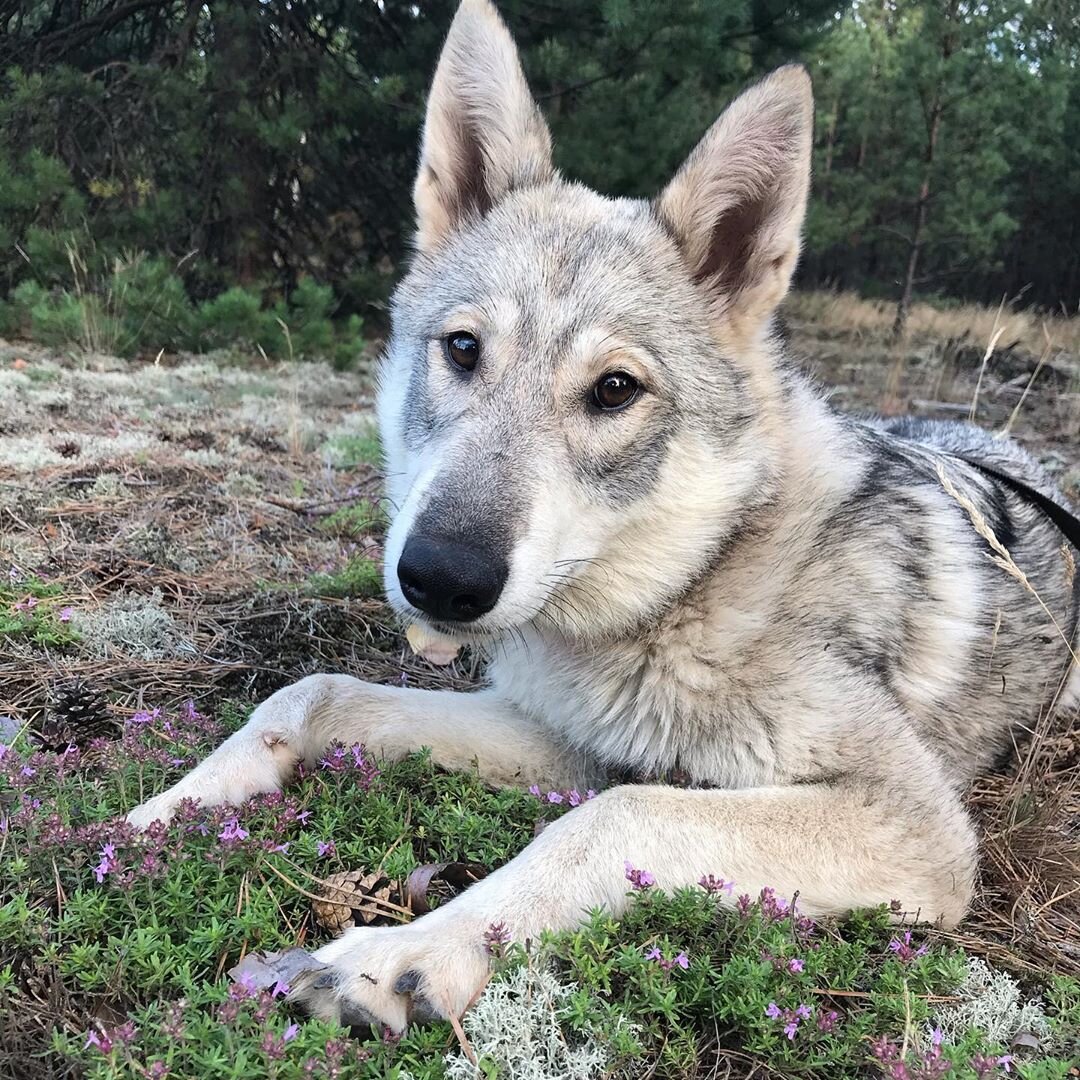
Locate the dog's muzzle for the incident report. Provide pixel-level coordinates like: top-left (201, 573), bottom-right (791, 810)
top-left (396, 535), bottom-right (508, 623)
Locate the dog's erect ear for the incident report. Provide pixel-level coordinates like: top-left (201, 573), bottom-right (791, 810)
top-left (414, 0), bottom-right (553, 253)
top-left (656, 66), bottom-right (813, 333)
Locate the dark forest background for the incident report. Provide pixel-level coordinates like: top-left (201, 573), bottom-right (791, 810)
top-left (1, 0), bottom-right (1078, 357)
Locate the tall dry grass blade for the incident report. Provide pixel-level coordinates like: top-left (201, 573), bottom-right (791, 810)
top-left (968, 297), bottom-right (1006, 423)
top-left (935, 462), bottom-right (1079, 674)
top-left (999, 324), bottom-right (1054, 437)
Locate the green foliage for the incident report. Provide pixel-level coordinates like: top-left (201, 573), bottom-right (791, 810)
top-left (306, 556), bottom-right (384, 599)
top-left (1, 257), bottom-right (365, 362)
top-left (804, 0), bottom-right (1080, 310)
top-left (0, 573), bottom-right (78, 647)
top-left (3, 0), bottom-right (1077, 338)
top-left (1, 703), bottom-right (1077, 1079)
top-left (320, 500), bottom-right (389, 539)
top-left (321, 429), bottom-right (384, 469)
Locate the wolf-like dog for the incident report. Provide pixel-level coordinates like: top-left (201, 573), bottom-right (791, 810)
top-left (128, 0), bottom-right (1079, 1032)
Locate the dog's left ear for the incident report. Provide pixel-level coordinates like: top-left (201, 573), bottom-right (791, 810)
top-left (413, 0), bottom-right (554, 253)
top-left (656, 66), bottom-right (812, 335)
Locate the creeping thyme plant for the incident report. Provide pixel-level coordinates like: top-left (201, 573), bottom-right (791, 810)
top-left (1, 701), bottom-right (1077, 1079)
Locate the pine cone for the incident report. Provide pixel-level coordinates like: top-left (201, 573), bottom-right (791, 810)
top-left (311, 869), bottom-right (394, 935)
top-left (37, 677), bottom-right (113, 750)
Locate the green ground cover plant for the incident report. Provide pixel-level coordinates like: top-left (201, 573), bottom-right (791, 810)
top-left (0, 569), bottom-right (79, 648)
top-left (1, 702), bottom-right (1075, 1080)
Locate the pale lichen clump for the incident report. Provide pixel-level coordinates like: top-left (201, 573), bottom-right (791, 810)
top-left (71, 588), bottom-right (192, 660)
top-left (930, 956), bottom-right (1054, 1051)
top-left (443, 963), bottom-right (622, 1080)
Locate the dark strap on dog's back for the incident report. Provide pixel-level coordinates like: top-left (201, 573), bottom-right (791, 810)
top-left (950, 454), bottom-right (1080, 552)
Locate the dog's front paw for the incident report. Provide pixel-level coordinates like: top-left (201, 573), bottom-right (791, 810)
top-left (127, 788), bottom-right (184, 829)
top-left (290, 919), bottom-right (491, 1033)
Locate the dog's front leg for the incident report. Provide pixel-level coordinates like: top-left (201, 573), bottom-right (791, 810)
top-left (294, 773), bottom-right (977, 1031)
top-left (127, 674), bottom-right (582, 827)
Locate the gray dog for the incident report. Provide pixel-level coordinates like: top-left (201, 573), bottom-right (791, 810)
top-left (129, 0), bottom-right (1079, 1032)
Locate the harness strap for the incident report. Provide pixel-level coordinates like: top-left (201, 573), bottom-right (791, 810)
top-left (949, 454), bottom-right (1080, 553)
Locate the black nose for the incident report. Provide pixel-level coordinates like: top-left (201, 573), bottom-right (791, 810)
top-left (396, 536), bottom-right (508, 623)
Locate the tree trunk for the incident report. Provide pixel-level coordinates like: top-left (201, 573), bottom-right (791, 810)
top-left (891, 99), bottom-right (942, 340)
top-left (891, 2), bottom-right (958, 341)
top-left (821, 93), bottom-right (839, 204)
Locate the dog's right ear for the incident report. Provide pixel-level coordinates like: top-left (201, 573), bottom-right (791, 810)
top-left (656, 66), bottom-right (813, 338)
top-left (413, 0), bottom-right (554, 253)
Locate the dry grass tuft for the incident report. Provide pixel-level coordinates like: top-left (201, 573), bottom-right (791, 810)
top-left (787, 290), bottom-right (1080, 357)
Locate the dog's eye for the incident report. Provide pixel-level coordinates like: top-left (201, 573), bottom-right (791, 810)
top-left (591, 371), bottom-right (639, 411)
top-left (445, 332), bottom-right (479, 372)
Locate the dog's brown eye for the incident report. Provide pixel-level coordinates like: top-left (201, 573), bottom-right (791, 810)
top-left (445, 332), bottom-right (479, 372)
top-left (592, 371), bottom-right (639, 411)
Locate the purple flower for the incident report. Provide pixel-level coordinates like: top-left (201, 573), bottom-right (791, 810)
top-left (283, 1023), bottom-right (299, 1042)
top-left (545, 791), bottom-right (564, 804)
top-left (13, 595), bottom-right (38, 613)
top-left (765, 1001), bottom-right (813, 1041)
top-left (272, 980), bottom-right (290, 998)
top-left (817, 1009), bottom-right (839, 1033)
top-left (85, 1029), bottom-right (113, 1053)
top-left (699, 874), bottom-right (736, 895)
top-left (58, 606), bottom-right (73, 622)
top-left (93, 842), bottom-right (118, 883)
top-left (218, 818), bottom-right (249, 843)
top-left (527, 784), bottom-right (541, 796)
top-left (483, 921), bottom-right (511, 957)
top-left (788, 958), bottom-right (804, 973)
top-left (758, 886), bottom-right (790, 921)
top-left (888, 930), bottom-right (929, 963)
top-left (647, 946), bottom-right (689, 973)
top-left (624, 861), bottom-right (655, 889)
top-left (316, 840), bottom-right (336, 857)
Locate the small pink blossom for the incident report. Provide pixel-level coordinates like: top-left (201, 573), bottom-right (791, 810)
top-left (624, 861), bottom-right (655, 889)
top-left (58, 606), bottom-right (74, 622)
top-left (646, 946), bottom-right (690, 972)
top-left (788, 957), bottom-right (804, 973)
top-left (484, 921), bottom-right (511, 957)
top-left (817, 1009), bottom-right (839, 1033)
top-left (699, 873), bottom-right (736, 895)
top-left (218, 818), bottom-right (249, 843)
top-left (93, 842), bottom-right (118, 883)
top-left (887, 930), bottom-right (929, 963)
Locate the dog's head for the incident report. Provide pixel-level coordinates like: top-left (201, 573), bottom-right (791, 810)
top-left (378, 0), bottom-right (812, 641)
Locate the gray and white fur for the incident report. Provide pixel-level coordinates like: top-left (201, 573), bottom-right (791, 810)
top-left (128, 0), bottom-right (1079, 1033)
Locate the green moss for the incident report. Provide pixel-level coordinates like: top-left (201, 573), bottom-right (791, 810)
top-left (306, 555), bottom-right (383, 599)
top-left (319, 499), bottom-right (387, 539)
